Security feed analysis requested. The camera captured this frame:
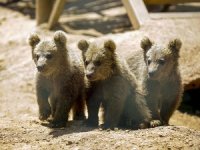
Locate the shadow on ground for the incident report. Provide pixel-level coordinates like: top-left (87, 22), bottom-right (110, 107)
top-left (42, 120), bottom-right (95, 138)
top-left (179, 88), bottom-right (200, 117)
top-left (1, 0), bottom-right (200, 36)
top-left (59, 0), bottom-right (132, 36)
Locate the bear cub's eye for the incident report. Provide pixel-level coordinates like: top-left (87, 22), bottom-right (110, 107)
top-left (94, 60), bottom-right (101, 66)
top-left (147, 59), bottom-right (151, 65)
top-left (46, 54), bottom-right (53, 59)
top-left (85, 60), bottom-right (89, 66)
top-left (158, 59), bottom-right (165, 65)
top-left (36, 54), bottom-right (39, 60)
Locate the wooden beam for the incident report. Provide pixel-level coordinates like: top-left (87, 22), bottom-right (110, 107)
top-left (122, 0), bottom-right (150, 29)
top-left (144, 0), bottom-right (200, 4)
top-left (47, 0), bottom-right (66, 29)
top-left (36, 0), bottom-right (54, 25)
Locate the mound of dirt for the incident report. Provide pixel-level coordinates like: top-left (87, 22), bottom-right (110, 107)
top-left (1, 118), bottom-right (200, 149)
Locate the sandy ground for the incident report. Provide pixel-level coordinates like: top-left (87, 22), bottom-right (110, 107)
top-left (0, 1), bottom-right (200, 149)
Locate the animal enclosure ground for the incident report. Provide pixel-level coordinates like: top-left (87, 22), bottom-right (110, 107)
top-left (0, 2), bottom-right (200, 149)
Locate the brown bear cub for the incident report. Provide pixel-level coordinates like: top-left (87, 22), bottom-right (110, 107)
top-left (28, 31), bottom-right (86, 128)
top-left (78, 39), bottom-right (151, 129)
top-left (140, 37), bottom-right (183, 126)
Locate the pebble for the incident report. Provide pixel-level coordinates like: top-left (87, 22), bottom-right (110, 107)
top-left (66, 141), bottom-right (73, 145)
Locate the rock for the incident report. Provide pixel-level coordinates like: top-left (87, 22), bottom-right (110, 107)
top-left (97, 18), bottom-right (200, 90)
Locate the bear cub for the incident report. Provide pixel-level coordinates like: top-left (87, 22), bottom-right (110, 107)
top-left (141, 37), bottom-right (183, 126)
top-left (78, 39), bottom-right (151, 129)
top-left (28, 31), bottom-right (86, 128)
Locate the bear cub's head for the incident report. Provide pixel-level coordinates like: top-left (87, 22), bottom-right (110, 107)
top-left (141, 37), bottom-right (182, 80)
top-left (28, 31), bottom-right (67, 76)
top-left (78, 39), bottom-right (116, 81)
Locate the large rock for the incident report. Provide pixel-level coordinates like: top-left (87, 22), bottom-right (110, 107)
top-left (96, 18), bottom-right (200, 90)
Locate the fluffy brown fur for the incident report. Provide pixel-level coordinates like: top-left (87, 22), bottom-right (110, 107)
top-left (28, 31), bottom-right (86, 128)
top-left (140, 37), bottom-right (183, 125)
top-left (78, 39), bottom-right (151, 129)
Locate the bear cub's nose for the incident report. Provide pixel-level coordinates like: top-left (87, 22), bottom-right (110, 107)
top-left (148, 71), bottom-right (155, 77)
top-left (86, 73), bottom-right (94, 79)
top-left (37, 65), bottom-right (45, 72)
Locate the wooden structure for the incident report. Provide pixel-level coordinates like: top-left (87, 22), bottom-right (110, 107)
top-left (36, 0), bottom-right (200, 30)
top-left (36, 0), bottom-right (54, 25)
top-left (121, 0), bottom-right (150, 29)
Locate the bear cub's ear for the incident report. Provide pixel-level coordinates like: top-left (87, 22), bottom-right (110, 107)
top-left (140, 36), bottom-right (152, 52)
top-left (54, 30), bottom-right (67, 46)
top-left (104, 40), bottom-right (116, 52)
top-left (28, 33), bottom-right (40, 48)
top-left (78, 40), bottom-right (89, 52)
top-left (168, 38), bottom-right (182, 54)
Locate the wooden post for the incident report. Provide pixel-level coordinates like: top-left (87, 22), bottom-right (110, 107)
top-left (122, 0), bottom-right (150, 29)
top-left (36, 0), bottom-right (54, 25)
top-left (47, 0), bottom-right (66, 29)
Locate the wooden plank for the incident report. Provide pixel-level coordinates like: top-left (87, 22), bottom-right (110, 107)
top-left (144, 0), bottom-right (200, 4)
top-left (150, 12), bottom-right (200, 19)
top-left (122, 0), bottom-right (150, 29)
top-left (47, 0), bottom-right (66, 29)
top-left (36, 0), bottom-right (54, 25)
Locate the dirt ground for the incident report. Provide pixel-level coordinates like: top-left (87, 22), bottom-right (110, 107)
top-left (0, 1), bottom-right (200, 149)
